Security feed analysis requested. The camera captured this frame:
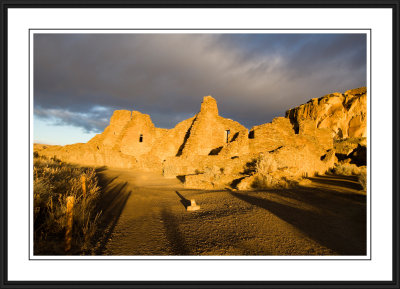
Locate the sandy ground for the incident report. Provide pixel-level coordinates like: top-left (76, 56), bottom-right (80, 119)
top-left (92, 168), bottom-right (366, 256)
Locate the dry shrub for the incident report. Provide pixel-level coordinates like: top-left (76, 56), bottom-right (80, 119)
top-left (334, 137), bottom-right (366, 154)
top-left (251, 174), bottom-right (288, 189)
top-left (358, 171), bottom-right (367, 191)
top-left (33, 154), bottom-right (102, 255)
top-left (330, 162), bottom-right (367, 191)
top-left (255, 153), bottom-right (278, 176)
top-left (250, 154), bottom-right (289, 189)
top-left (331, 163), bottom-right (366, 176)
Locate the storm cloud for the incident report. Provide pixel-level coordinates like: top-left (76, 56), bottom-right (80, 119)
top-left (34, 33), bottom-right (366, 133)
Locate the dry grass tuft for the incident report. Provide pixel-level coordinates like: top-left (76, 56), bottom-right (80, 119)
top-left (358, 171), bottom-right (367, 191)
top-left (330, 163), bottom-right (366, 176)
top-left (250, 154), bottom-right (289, 189)
top-left (255, 153), bottom-right (278, 175)
top-left (33, 154), bottom-right (102, 255)
top-left (329, 163), bottom-right (367, 192)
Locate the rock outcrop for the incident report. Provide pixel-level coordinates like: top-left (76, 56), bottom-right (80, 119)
top-left (286, 87), bottom-right (367, 139)
top-left (37, 87), bottom-right (367, 189)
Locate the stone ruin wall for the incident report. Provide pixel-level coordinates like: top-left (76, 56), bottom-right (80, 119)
top-left (38, 88), bottom-right (367, 187)
top-left (180, 96), bottom-right (247, 157)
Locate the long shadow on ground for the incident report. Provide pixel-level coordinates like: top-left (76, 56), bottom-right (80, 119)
top-left (229, 186), bottom-right (366, 255)
top-left (309, 175), bottom-right (363, 191)
top-left (161, 207), bottom-right (190, 255)
top-left (93, 169), bottom-right (131, 255)
top-left (175, 191), bottom-right (191, 209)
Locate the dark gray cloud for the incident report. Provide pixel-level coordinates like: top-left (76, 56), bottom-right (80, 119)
top-left (34, 105), bottom-right (111, 133)
top-left (34, 33), bottom-right (366, 132)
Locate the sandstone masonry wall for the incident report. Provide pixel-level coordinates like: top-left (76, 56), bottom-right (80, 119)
top-left (37, 88), bottom-right (367, 186)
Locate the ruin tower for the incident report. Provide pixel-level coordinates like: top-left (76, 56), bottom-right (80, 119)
top-left (180, 96), bottom-right (245, 156)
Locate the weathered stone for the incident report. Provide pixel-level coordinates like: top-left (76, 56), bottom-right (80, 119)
top-left (101, 110), bottom-right (132, 148)
top-left (120, 111), bottom-right (161, 156)
top-left (186, 199), bottom-right (200, 211)
top-left (286, 87), bottom-right (367, 139)
top-left (249, 117), bottom-right (295, 152)
top-left (37, 88), bottom-right (367, 190)
top-left (180, 96), bottom-right (246, 157)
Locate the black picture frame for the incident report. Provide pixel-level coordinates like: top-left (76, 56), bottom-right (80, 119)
top-left (1, 0), bottom-right (399, 288)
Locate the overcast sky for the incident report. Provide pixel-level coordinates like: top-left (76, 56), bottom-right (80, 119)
top-left (34, 33), bottom-right (366, 145)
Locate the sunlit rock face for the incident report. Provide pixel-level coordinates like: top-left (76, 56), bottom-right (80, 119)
top-left (38, 87), bottom-right (367, 188)
top-left (249, 117), bottom-right (296, 152)
top-left (102, 110), bottom-right (132, 148)
top-left (120, 111), bottom-right (164, 157)
top-left (180, 96), bottom-right (246, 157)
top-left (286, 87), bottom-right (367, 139)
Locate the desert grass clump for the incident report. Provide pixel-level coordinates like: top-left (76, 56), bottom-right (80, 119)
top-left (251, 174), bottom-right (282, 189)
top-left (249, 154), bottom-right (289, 189)
top-left (255, 153), bottom-right (278, 175)
top-left (334, 137), bottom-right (366, 154)
top-left (33, 154), bottom-right (102, 255)
top-left (329, 162), bottom-right (367, 192)
top-left (330, 163), bottom-right (366, 176)
top-left (358, 171), bottom-right (367, 191)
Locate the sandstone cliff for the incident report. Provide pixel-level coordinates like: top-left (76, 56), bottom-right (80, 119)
top-left (286, 87), bottom-right (367, 139)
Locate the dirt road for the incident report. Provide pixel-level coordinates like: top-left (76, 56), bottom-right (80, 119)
top-left (93, 168), bottom-right (366, 256)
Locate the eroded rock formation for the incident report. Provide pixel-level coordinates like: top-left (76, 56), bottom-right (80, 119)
top-left (38, 88), bottom-right (367, 190)
top-left (286, 87), bottom-right (367, 139)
